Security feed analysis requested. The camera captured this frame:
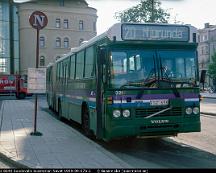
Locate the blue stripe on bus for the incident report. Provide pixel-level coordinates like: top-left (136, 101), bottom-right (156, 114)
top-left (63, 95), bottom-right (96, 108)
top-left (108, 103), bottom-right (150, 108)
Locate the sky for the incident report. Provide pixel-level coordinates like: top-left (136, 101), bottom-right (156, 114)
top-left (86, 0), bottom-right (216, 34)
top-left (14, 0), bottom-right (216, 35)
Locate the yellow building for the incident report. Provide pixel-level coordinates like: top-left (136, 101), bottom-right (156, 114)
top-left (17, 0), bottom-right (97, 74)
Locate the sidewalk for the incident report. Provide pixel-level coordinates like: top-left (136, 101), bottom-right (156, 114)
top-left (200, 92), bottom-right (216, 99)
top-left (200, 102), bottom-right (216, 116)
top-left (200, 92), bottom-right (216, 116)
top-left (0, 100), bottom-right (131, 168)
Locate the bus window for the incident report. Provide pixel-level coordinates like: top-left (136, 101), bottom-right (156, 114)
top-left (85, 46), bottom-right (95, 78)
top-left (129, 56), bottom-right (135, 71)
top-left (110, 50), bottom-right (155, 88)
top-left (70, 55), bottom-right (75, 79)
top-left (129, 55), bottom-right (141, 72)
top-left (76, 51), bottom-right (84, 79)
top-left (111, 52), bottom-right (127, 75)
top-left (63, 58), bottom-right (69, 79)
top-left (160, 51), bottom-right (196, 80)
top-left (56, 64), bottom-right (59, 80)
top-left (60, 62), bottom-right (63, 79)
top-left (185, 58), bottom-right (196, 78)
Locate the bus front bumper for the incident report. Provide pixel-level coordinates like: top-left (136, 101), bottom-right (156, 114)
top-left (103, 121), bottom-right (201, 141)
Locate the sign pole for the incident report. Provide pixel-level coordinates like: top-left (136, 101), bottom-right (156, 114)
top-left (29, 11), bottom-right (48, 136)
top-left (31, 28), bottom-right (42, 136)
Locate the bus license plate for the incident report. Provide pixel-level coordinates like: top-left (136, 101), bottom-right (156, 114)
top-left (150, 99), bottom-right (169, 106)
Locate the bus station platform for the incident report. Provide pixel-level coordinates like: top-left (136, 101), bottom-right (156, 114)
top-left (0, 99), bottom-right (130, 168)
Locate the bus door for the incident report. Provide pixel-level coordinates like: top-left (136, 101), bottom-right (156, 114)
top-left (96, 47), bottom-right (107, 138)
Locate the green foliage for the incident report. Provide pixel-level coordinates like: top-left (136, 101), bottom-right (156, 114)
top-left (114, 0), bottom-right (170, 23)
top-left (208, 53), bottom-right (216, 79)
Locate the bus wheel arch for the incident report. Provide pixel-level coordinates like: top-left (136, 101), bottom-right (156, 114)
top-left (58, 98), bottom-right (63, 120)
top-left (81, 102), bottom-right (94, 138)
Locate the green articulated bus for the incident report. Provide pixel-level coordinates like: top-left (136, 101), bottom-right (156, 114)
top-left (46, 23), bottom-right (201, 141)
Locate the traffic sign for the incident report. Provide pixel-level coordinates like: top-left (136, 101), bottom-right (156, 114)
top-left (29, 11), bottom-right (48, 30)
top-left (29, 10), bottom-right (48, 136)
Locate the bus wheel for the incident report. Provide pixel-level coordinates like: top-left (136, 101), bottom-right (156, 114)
top-left (17, 93), bottom-right (26, 99)
top-left (82, 107), bottom-right (94, 138)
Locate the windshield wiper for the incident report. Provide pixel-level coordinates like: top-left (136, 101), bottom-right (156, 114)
top-left (172, 79), bottom-right (197, 87)
top-left (120, 82), bottom-right (146, 89)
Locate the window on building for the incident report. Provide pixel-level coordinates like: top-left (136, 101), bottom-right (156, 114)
top-left (63, 19), bottom-right (69, 29)
top-left (39, 56), bottom-right (45, 66)
top-left (56, 37), bottom-right (61, 47)
top-left (56, 18), bottom-right (61, 28)
top-left (205, 45), bottom-right (209, 54)
top-left (201, 47), bottom-right (204, 55)
top-left (201, 34), bottom-right (208, 42)
top-left (0, 58), bottom-right (6, 73)
top-left (93, 22), bottom-right (96, 32)
top-left (64, 37), bottom-right (69, 48)
top-left (40, 36), bottom-right (45, 48)
top-left (198, 35), bottom-right (200, 42)
top-left (79, 20), bottom-right (84, 30)
top-left (79, 38), bottom-right (84, 46)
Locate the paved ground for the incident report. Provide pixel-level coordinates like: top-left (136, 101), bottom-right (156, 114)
top-left (0, 100), bottom-right (130, 168)
top-left (0, 94), bottom-right (216, 168)
top-left (200, 100), bottom-right (216, 115)
top-left (170, 114), bottom-right (216, 155)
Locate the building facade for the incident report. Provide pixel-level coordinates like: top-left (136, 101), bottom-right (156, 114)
top-left (0, 0), bottom-right (19, 75)
top-left (18, 0), bottom-right (97, 74)
top-left (197, 23), bottom-right (216, 88)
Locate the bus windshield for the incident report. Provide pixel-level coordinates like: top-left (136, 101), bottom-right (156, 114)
top-left (110, 50), bottom-right (197, 88)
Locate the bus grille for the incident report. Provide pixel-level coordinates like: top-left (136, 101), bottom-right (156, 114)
top-left (135, 107), bottom-right (182, 117)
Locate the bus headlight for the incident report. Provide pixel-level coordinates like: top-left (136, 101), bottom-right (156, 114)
top-left (123, 110), bottom-right (130, 118)
top-left (186, 107), bottom-right (192, 115)
top-left (193, 107), bottom-right (199, 115)
top-left (113, 110), bottom-right (121, 118)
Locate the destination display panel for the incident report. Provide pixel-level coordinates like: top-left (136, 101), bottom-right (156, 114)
top-left (122, 23), bottom-right (190, 42)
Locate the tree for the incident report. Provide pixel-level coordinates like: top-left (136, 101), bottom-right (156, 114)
top-left (208, 53), bottom-right (216, 81)
top-left (114, 0), bottom-right (170, 23)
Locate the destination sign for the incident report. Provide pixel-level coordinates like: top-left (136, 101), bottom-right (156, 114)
top-left (122, 24), bottom-right (189, 42)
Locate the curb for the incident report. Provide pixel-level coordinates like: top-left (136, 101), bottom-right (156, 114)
top-left (0, 151), bottom-right (29, 168)
top-left (201, 112), bottom-right (216, 116)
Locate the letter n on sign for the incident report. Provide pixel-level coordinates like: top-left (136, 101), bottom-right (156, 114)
top-left (29, 11), bottom-right (48, 30)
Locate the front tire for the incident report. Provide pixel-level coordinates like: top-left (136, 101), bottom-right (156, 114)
top-left (16, 92), bottom-right (26, 99)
